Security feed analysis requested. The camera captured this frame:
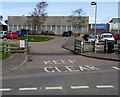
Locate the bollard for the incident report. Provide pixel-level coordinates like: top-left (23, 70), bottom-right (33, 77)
top-left (118, 41), bottom-right (120, 54)
top-left (107, 41), bottom-right (114, 53)
top-left (74, 39), bottom-right (76, 51)
top-left (80, 41), bottom-right (83, 53)
top-left (4, 43), bottom-right (7, 53)
top-left (8, 44), bottom-right (10, 54)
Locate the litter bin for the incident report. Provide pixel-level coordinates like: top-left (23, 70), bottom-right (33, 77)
top-left (107, 41), bottom-right (114, 53)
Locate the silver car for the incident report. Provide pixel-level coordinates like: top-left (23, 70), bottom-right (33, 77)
top-left (87, 35), bottom-right (99, 42)
top-left (0, 31), bottom-right (8, 38)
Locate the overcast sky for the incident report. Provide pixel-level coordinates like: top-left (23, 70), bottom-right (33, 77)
top-left (1, 0), bottom-right (119, 23)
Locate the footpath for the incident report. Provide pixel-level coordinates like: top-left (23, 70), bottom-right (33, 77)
top-left (62, 36), bottom-right (120, 62)
top-left (1, 39), bottom-right (27, 74)
top-left (2, 53), bottom-right (27, 74)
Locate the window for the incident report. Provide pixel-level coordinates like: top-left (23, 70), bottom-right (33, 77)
top-left (23, 25), bottom-right (26, 29)
top-left (57, 25), bottom-right (61, 31)
top-left (42, 25), bottom-right (46, 31)
top-left (18, 25), bottom-right (22, 30)
top-left (46, 25), bottom-right (51, 31)
top-left (28, 25), bottom-right (31, 30)
top-left (67, 25), bottom-right (71, 31)
top-left (62, 25), bottom-right (66, 31)
top-left (32, 25), bottom-right (37, 30)
top-left (37, 25), bottom-right (41, 31)
top-left (72, 26), bottom-right (76, 31)
top-left (13, 25), bottom-right (17, 31)
top-left (52, 25), bottom-right (55, 31)
top-left (82, 26), bottom-right (87, 32)
top-left (9, 25), bottom-right (12, 31)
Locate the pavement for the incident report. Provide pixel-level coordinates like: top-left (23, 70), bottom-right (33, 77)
top-left (2, 53), bottom-right (27, 74)
top-left (62, 36), bottom-right (120, 62)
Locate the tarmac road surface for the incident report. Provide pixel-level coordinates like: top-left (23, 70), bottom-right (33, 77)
top-left (2, 36), bottom-right (119, 96)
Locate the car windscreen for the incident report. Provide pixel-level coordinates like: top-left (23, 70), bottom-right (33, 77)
top-left (103, 35), bottom-right (113, 38)
top-left (89, 35), bottom-right (97, 39)
top-left (6, 33), bottom-right (11, 35)
top-left (12, 33), bottom-right (17, 35)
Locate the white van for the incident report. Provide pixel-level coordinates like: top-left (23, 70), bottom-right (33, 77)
top-left (99, 33), bottom-right (115, 41)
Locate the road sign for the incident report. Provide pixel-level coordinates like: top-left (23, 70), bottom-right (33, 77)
top-left (20, 40), bottom-right (25, 48)
top-left (91, 24), bottom-right (107, 29)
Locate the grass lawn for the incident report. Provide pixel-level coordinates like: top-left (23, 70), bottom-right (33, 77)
top-left (18, 36), bottom-right (53, 42)
top-left (0, 53), bottom-right (10, 60)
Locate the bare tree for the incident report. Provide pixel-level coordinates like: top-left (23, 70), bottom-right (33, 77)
top-left (27, 1), bottom-right (48, 35)
top-left (67, 8), bottom-right (87, 34)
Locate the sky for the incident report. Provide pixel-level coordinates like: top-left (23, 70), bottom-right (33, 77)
top-left (1, 0), bottom-right (120, 23)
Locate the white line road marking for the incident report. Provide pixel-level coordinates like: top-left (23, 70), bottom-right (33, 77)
top-left (45, 87), bottom-right (63, 90)
top-left (71, 86), bottom-right (89, 89)
top-left (0, 88), bottom-right (12, 91)
top-left (19, 87), bottom-right (37, 91)
top-left (112, 66), bottom-right (120, 70)
top-left (96, 85), bottom-right (114, 88)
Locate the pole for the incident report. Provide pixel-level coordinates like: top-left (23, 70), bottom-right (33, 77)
top-left (26, 31), bottom-right (28, 52)
top-left (94, 3), bottom-right (97, 35)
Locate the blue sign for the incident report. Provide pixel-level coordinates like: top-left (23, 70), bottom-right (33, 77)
top-left (91, 24), bottom-right (107, 29)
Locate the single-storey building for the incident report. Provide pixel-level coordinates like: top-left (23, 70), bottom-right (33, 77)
top-left (8, 16), bottom-right (89, 35)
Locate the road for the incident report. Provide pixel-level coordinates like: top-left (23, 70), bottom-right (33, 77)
top-left (1, 36), bottom-right (119, 96)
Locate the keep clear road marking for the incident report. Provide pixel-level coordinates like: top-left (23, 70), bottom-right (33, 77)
top-left (71, 86), bottom-right (89, 89)
top-left (96, 85), bottom-right (114, 88)
top-left (112, 66), bottom-right (120, 70)
top-left (0, 88), bottom-right (12, 91)
top-left (45, 87), bottom-right (63, 90)
top-left (19, 87), bottom-right (38, 91)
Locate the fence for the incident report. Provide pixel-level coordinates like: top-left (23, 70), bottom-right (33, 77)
top-left (74, 39), bottom-right (120, 54)
top-left (0, 40), bottom-right (26, 54)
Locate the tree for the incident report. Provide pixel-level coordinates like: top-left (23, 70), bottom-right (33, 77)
top-left (67, 8), bottom-right (87, 34)
top-left (27, 1), bottom-right (48, 35)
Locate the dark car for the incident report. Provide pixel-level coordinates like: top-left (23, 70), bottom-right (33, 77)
top-left (62, 32), bottom-right (70, 37)
top-left (82, 34), bottom-right (90, 41)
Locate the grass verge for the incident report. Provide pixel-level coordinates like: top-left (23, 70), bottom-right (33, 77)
top-left (0, 43), bottom-right (17, 60)
top-left (18, 36), bottom-right (53, 42)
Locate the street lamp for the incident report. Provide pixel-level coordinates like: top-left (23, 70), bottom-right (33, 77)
top-left (91, 1), bottom-right (97, 35)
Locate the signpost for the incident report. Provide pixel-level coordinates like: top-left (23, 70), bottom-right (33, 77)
top-left (20, 40), bottom-right (25, 48)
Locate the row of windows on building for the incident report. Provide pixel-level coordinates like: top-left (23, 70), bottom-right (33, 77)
top-left (8, 25), bottom-right (88, 32)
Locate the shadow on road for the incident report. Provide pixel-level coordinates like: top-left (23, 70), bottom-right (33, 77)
top-left (31, 52), bottom-right (76, 56)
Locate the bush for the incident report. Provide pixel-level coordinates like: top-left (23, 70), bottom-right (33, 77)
top-left (21, 29), bottom-right (30, 35)
top-left (41, 31), bottom-right (55, 35)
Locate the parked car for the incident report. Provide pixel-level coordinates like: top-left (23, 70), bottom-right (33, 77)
top-left (82, 34), bottom-right (89, 41)
top-left (0, 31), bottom-right (8, 38)
top-left (99, 33), bottom-right (115, 42)
top-left (62, 32), bottom-right (70, 37)
top-left (113, 33), bottom-right (120, 40)
top-left (15, 31), bottom-right (24, 36)
top-left (5, 32), bottom-right (19, 39)
top-left (87, 35), bottom-right (99, 42)
top-left (113, 33), bottom-right (120, 44)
